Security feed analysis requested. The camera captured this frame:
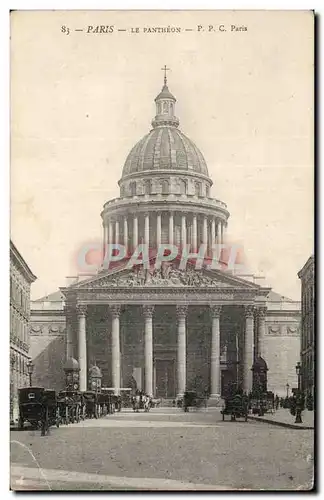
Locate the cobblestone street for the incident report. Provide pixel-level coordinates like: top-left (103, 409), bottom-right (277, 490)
top-left (10, 409), bottom-right (314, 491)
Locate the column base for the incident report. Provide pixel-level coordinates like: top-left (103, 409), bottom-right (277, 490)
top-left (208, 394), bottom-right (224, 407)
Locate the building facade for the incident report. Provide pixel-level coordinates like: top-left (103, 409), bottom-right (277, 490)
top-left (29, 291), bottom-right (66, 391)
top-left (29, 75), bottom-right (301, 400)
top-left (298, 255), bottom-right (315, 397)
top-left (10, 241), bottom-right (36, 422)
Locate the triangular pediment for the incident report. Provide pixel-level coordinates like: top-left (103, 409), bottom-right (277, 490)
top-left (66, 257), bottom-right (264, 292)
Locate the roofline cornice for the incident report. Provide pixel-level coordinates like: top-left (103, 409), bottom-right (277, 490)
top-left (10, 241), bottom-right (37, 283)
top-left (118, 169), bottom-right (213, 186)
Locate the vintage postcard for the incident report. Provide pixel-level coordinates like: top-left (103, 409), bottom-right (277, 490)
top-left (10, 10), bottom-right (314, 491)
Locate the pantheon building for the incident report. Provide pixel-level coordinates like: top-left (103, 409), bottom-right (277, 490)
top-left (30, 74), bottom-right (301, 401)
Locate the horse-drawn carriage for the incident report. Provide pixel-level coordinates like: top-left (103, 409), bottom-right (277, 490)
top-left (18, 387), bottom-right (59, 430)
top-left (221, 393), bottom-right (249, 421)
top-left (97, 391), bottom-right (115, 416)
top-left (249, 391), bottom-right (275, 416)
top-left (131, 392), bottom-right (151, 412)
top-left (182, 391), bottom-right (205, 412)
top-left (57, 390), bottom-right (83, 424)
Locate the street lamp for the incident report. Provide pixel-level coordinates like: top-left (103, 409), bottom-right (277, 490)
top-left (296, 362), bottom-right (302, 391)
top-left (295, 362), bottom-right (303, 424)
top-left (26, 358), bottom-right (34, 387)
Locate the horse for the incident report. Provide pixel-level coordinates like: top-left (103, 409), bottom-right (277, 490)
top-left (143, 395), bottom-right (150, 412)
top-left (132, 394), bottom-right (141, 412)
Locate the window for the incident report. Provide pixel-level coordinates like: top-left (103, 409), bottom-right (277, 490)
top-left (144, 180), bottom-right (152, 195)
top-left (206, 185), bottom-right (210, 197)
top-left (195, 182), bottom-right (202, 197)
top-left (130, 182), bottom-right (136, 196)
top-left (161, 179), bottom-right (170, 195)
top-left (157, 103), bottom-right (161, 114)
top-left (179, 179), bottom-right (187, 195)
top-left (163, 101), bottom-right (168, 113)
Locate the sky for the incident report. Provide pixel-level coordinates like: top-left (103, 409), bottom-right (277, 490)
top-left (10, 10), bottom-right (314, 301)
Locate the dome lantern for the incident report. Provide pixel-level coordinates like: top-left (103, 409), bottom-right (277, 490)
top-left (152, 66), bottom-right (179, 129)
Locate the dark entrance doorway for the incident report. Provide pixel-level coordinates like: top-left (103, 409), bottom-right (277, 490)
top-left (154, 359), bottom-right (175, 398)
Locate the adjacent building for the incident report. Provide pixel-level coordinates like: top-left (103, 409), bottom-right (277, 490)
top-left (29, 75), bottom-right (301, 400)
top-left (298, 255), bottom-right (315, 397)
top-left (10, 241), bottom-right (36, 422)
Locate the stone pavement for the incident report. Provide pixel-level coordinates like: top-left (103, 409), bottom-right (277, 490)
top-left (10, 407), bottom-right (314, 491)
top-left (248, 409), bottom-right (314, 430)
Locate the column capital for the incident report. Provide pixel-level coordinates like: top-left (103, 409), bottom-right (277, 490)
top-left (176, 305), bottom-right (188, 319)
top-left (110, 304), bottom-right (121, 318)
top-left (210, 305), bottom-right (222, 319)
top-left (143, 305), bottom-right (155, 318)
top-left (76, 304), bottom-right (87, 317)
top-left (257, 306), bottom-right (267, 318)
top-left (244, 305), bottom-right (255, 318)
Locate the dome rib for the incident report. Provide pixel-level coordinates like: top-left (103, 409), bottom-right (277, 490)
top-left (121, 127), bottom-right (209, 178)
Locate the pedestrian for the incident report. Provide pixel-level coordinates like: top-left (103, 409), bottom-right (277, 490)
top-left (40, 393), bottom-right (50, 437)
top-left (275, 394), bottom-right (279, 411)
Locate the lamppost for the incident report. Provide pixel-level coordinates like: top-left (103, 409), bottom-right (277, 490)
top-left (26, 358), bottom-right (34, 387)
top-left (286, 383), bottom-right (290, 399)
top-left (295, 361), bottom-right (303, 424)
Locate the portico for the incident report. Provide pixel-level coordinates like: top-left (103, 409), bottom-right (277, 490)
top-left (62, 266), bottom-right (270, 401)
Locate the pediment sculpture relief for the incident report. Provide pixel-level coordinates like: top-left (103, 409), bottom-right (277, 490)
top-left (92, 265), bottom-right (229, 288)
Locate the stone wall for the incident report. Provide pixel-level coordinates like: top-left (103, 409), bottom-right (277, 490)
top-left (263, 315), bottom-right (300, 397)
top-left (29, 313), bottom-right (66, 391)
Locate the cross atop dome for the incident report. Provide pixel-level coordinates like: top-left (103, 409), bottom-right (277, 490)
top-left (161, 65), bottom-right (171, 85)
top-left (153, 67), bottom-right (179, 128)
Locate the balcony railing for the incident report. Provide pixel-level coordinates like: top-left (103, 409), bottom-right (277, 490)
top-left (103, 193), bottom-right (228, 211)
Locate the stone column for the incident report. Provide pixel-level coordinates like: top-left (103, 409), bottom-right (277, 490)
top-left (115, 220), bottom-right (120, 245)
top-left (110, 305), bottom-right (121, 395)
top-left (108, 220), bottom-right (113, 245)
top-left (243, 306), bottom-right (254, 394)
top-left (103, 223), bottom-right (108, 261)
top-left (210, 305), bottom-right (222, 399)
top-left (124, 216), bottom-right (128, 254)
top-left (203, 216), bottom-right (208, 247)
top-left (77, 305), bottom-right (87, 392)
top-left (156, 213), bottom-right (162, 249)
top-left (217, 221), bottom-right (222, 245)
top-left (211, 218), bottom-right (216, 248)
top-left (221, 222), bottom-right (224, 244)
top-left (144, 213), bottom-right (150, 246)
top-left (176, 305), bottom-right (188, 398)
top-left (133, 216), bottom-right (138, 250)
top-left (181, 215), bottom-right (187, 249)
top-left (257, 307), bottom-right (267, 358)
top-left (192, 214), bottom-right (197, 252)
top-left (143, 305), bottom-right (154, 396)
top-left (169, 212), bottom-right (174, 245)
top-left (64, 306), bottom-right (74, 359)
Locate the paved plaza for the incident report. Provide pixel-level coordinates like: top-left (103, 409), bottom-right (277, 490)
top-left (10, 408), bottom-right (314, 491)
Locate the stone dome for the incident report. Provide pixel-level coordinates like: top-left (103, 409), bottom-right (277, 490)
top-left (121, 77), bottom-right (210, 180)
top-left (122, 127), bottom-right (209, 178)
top-left (64, 357), bottom-right (79, 371)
